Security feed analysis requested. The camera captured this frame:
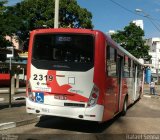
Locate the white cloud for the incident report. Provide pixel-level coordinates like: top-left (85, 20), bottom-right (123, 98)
top-left (155, 8), bottom-right (160, 12)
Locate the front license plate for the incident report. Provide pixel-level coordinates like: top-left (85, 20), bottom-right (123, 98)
top-left (54, 95), bottom-right (67, 100)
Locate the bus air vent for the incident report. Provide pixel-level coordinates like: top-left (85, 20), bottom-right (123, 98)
top-left (64, 103), bottom-right (85, 107)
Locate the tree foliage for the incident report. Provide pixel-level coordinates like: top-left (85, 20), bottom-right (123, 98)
top-left (0, 0), bottom-right (12, 48)
top-left (4, 0), bottom-right (93, 51)
top-left (111, 23), bottom-right (151, 60)
top-left (0, 0), bottom-right (14, 61)
top-left (0, 0), bottom-right (7, 15)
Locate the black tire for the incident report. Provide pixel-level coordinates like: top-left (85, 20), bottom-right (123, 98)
top-left (121, 97), bottom-right (128, 116)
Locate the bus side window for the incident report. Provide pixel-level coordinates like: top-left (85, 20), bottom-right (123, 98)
top-left (106, 44), bottom-right (117, 77)
top-left (129, 58), bottom-right (133, 77)
top-left (132, 62), bottom-right (136, 77)
top-left (137, 64), bottom-right (142, 78)
top-left (123, 56), bottom-right (132, 78)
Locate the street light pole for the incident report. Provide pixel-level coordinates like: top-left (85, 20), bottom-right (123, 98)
top-left (9, 57), bottom-right (12, 108)
top-left (54, 0), bottom-right (59, 28)
top-left (135, 8), bottom-right (160, 32)
top-left (135, 9), bottom-right (149, 17)
top-left (157, 58), bottom-right (159, 84)
top-left (135, 8), bottom-right (160, 83)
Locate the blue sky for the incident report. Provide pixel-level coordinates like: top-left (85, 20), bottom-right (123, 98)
top-left (7, 0), bottom-right (160, 38)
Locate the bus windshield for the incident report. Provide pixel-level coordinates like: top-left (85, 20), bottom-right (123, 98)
top-left (32, 33), bottom-right (94, 71)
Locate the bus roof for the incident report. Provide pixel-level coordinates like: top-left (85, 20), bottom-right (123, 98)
top-left (31, 28), bottom-right (96, 34)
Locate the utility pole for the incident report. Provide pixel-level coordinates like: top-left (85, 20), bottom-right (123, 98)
top-left (135, 8), bottom-right (160, 84)
top-left (54, 0), bottom-right (59, 28)
top-left (7, 47), bottom-right (14, 108)
top-left (157, 59), bottom-right (159, 84)
top-left (9, 57), bottom-right (12, 108)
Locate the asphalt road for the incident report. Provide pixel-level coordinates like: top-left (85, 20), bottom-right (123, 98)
top-left (0, 96), bottom-right (160, 140)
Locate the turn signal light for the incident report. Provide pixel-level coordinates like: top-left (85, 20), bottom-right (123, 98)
top-left (87, 85), bottom-right (99, 107)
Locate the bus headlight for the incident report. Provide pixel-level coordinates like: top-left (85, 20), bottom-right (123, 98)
top-left (87, 85), bottom-right (99, 107)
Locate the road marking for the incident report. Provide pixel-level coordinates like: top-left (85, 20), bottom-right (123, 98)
top-left (0, 122), bottom-right (16, 130)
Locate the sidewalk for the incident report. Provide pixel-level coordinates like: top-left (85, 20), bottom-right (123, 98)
top-left (143, 84), bottom-right (160, 97)
top-left (0, 88), bottom-right (39, 130)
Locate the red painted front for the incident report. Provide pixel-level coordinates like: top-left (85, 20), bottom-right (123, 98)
top-left (0, 74), bottom-right (10, 86)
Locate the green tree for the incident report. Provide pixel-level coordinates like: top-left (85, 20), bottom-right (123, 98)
top-left (5, 0), bottom-right (93, 51)
top-left (0, 0), bottom-right (12, 61)
top-left (111, 23), bottom-right (151, 60)
top-left (0, 0), bottom-right (7, 14)
top-left (0, 0), bottom-right (12, 48)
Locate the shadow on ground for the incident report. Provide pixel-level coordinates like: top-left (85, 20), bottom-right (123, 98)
top-left (35, 113), bottom-right (123, 133)
top-left (35, 99), bottom-right (141, 133)
top-left (0, 102), bottom-right (25, 110)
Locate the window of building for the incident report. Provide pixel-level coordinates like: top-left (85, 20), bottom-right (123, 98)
top-left (149, 59), bottom-right (152, 64)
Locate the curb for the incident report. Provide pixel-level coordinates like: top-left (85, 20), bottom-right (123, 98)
top-left (0, 117), bottom-right (40, 131)
top-left (0, 88), bottom-right (26, 94)
top-left (143, 95), bottom-right (151, 98)
top-left (0, 122), bottom-right (16, 130)
top-left (0, 98), bottom-right (4, 102)
top-left (143, 94), bottom-right (160, 99)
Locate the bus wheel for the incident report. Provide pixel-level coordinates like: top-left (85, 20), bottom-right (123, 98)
top-left (121, 97), bottom-right (128, 116)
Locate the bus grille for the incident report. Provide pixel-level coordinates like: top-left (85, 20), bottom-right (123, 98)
top-left (64, 103), bottom-right (85, 107)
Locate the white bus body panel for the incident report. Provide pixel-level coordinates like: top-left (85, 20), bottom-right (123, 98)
top-left (27, 64), bottom-right (104, 121)
top-left (26, 98), bottom-right (104, 121)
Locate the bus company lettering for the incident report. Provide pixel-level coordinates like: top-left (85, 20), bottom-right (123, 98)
top-left (35, 87), bottom-right (51, 92)
top-left (69, 89), bottom-right (84, 94)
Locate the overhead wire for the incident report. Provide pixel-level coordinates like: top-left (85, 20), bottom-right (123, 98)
top-left (108, 0), bottom-right (160, 21)
top-left (108, 0), bottom-right (138, 16)
top-left (147, 18), bottom-right (160, 33)
top-left (108, 0), bottom-right (160, 33)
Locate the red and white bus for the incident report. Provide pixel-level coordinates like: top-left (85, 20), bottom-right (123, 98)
top-left (26, 28), bottom-right (144, 122)
top-left (0, 67), bottom-right (10, 86)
